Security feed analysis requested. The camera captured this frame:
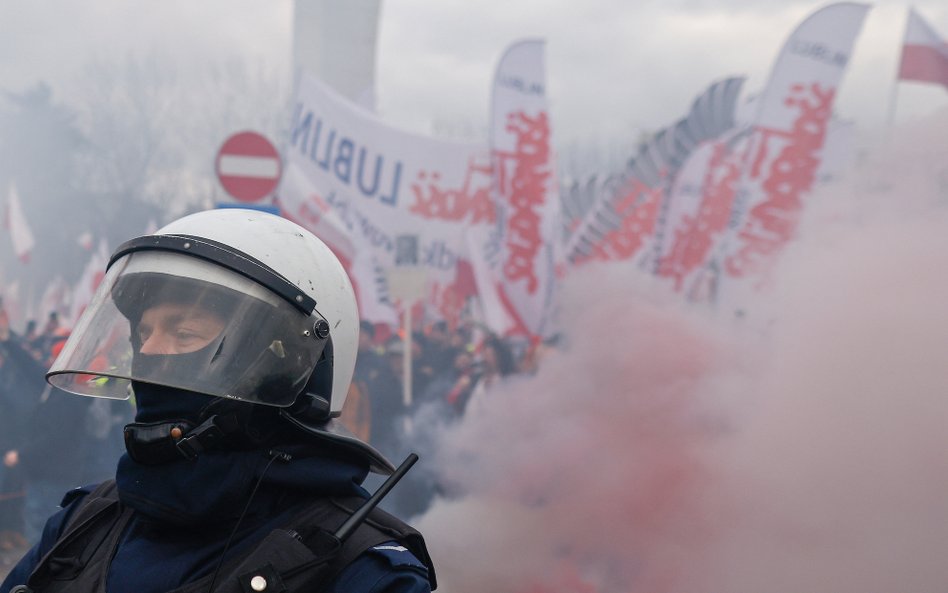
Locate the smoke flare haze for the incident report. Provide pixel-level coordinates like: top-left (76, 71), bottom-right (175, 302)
top-left (414, 112), bottom-right (948, 593)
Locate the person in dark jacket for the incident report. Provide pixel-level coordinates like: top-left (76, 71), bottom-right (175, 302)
top-left (6, 384), bottom-right (92, 544)
top-left (1, 209), bottom-right (435, 593)
top-left (0, 332), bottom-right (38, 548)
top-left (354, 321), bottom-right (405, 462)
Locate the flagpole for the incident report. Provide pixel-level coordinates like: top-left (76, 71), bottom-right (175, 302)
top-left (886, 7), bottom-right (910, 134)
top-left (885, 76), bottom-right (900, 132)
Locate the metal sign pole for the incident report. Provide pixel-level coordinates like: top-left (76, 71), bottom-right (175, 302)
top-left (385, 234), bottom-right (427, 436)
top-left (403, 304), bottom-right (413, 409)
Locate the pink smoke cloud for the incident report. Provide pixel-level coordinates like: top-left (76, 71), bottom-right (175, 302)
top-left (414, 109), bottom-right (948, 593)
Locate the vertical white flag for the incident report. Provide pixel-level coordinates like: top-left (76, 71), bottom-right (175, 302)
top-left (6, 183), bottom-right (35, 263)
top-left (486, 39), bottom-right (559, 339)
top-left (721, 2), bottom-right (870, 283)
top-left (655, 139), bottom-right (738, 291)
top-left (37, 275), bottom-right (72, 325)
top-left (68, 239), bottom-right (110, 326)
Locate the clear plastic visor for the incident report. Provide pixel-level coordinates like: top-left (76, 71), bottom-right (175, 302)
top-left (47, 250), bottom-right (328, 407)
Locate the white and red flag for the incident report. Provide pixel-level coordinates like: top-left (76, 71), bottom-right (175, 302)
top-left (484, 39), bottom-right (559, 340)
top-left (719, 2), bottom-right (870, 287)
top-left (35, 275), bottom-right (72, 325)
top-left (68, 239), bottom-right (110, 326)
top-left (898, 8), bottom-right (948, 90)
top-left (5, 183), bottom-right (35, 263)
top-left (655, 134), bottom-right (745, 292)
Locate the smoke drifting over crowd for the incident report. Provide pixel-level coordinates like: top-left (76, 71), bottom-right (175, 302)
top-left (415, 111), bottom-right (948, 592)
top-left (1, 2), bottom-right (948, 591)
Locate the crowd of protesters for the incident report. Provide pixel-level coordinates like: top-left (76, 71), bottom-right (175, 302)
top-left (352, 318), bottom-right (557, 519)
top-left (0, 306), bottom-right (132, 554)
top-left (0, 298), bottom-right (555, 549)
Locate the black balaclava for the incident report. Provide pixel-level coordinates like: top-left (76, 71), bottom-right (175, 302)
top-left (116, 372), bottom-right (363, 527)
top-left (119, 367), bottom-right (288, 526)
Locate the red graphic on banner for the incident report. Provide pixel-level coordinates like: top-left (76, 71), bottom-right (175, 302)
top-left (293, 192), bottom-right (332, 228)
top-left (429, 260), bottom-right (477, 331)
top-left (725, 83), bottom-right (834, 277)
top-left (409, 158), bottom-right (495, 224)
top-left (573, 177), bottom-right (666, 265)
top-left (657, 142), bottom-right (742, 290)
top-left (494, 111), bottom-right (552, 295)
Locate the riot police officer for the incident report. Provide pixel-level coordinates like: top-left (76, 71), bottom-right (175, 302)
top-left (0, 209), bottom-right (435, 593)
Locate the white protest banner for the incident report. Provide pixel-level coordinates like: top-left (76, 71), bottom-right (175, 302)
top-left (655, 138), bottom-right (740, 291)
top-left (565, 77), bottom-right (744, 270)
top-left (566, 175), bottom-right (666, 267)
top-left (277, 73), bottom-right (493, 325)
top-left (560, 174), bottom-right (624, 240)
top-left (721, 2), bottom-right (870, 281)
top-left (648, 77), bottom-right (746, 281)
top-left (466, 225), bottom-right (515, 334)
top-left (487, 39), bottom-right (559, 339)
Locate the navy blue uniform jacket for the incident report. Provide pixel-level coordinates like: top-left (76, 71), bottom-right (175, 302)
top-left (0, 448), bottom-right (431, 593)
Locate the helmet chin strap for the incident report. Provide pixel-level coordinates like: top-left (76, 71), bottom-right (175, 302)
top-left (123, 412), bottom-right (242, 465)
top-left (123, 391), bottom-right (287, 465)
top-left (124, 386), bottom-right (335, 466)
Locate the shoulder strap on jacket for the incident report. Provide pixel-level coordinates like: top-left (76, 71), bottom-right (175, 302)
top-left (26, 480), bottom-right (133, 591)
top-left (199, 495), bottom-right (436, 593)
top-left (323, 497), bottom-right (436, 590)
top-left (169, 495), bottom-right (425, 593)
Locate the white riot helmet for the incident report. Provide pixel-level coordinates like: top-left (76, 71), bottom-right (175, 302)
top-left (47, 209), bottom-right (394, 473)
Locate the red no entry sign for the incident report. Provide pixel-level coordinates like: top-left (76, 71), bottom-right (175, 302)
top-left (215, 131), bottom-right (282, 202)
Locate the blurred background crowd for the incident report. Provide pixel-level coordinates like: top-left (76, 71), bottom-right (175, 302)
top-left (0, 308), bottom-right (129, 552)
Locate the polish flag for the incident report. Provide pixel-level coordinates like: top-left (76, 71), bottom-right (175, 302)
top-left (68, 239), bottom-right (109, 326)
top-left (898, 8), bottom-right (948, 90)
top-left (5, 183), bottom-right (35, 263)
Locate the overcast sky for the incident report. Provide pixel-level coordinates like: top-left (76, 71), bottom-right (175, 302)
top-left (2, 0), bottom-right (947, 147)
